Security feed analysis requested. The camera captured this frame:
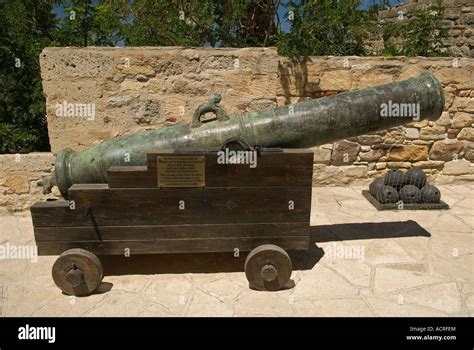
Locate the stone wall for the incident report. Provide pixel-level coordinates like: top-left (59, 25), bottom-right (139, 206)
top-left (2, 46), bottom-right (473, 212)
top-left (0, 153), bottom-right (59, 213)
top-left (377, 0), bottom-right (474, 57)
top-left (40, 47), bottom-right (280, 151)
top-left (278, 55), bottom-right (474, 186)
top-left (40, 47), bottom-right (474, 183)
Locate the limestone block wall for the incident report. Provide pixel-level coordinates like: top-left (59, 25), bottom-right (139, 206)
top-left (40, 47), bottom-right (279, 151)
top-left (39, 47), bottom-right (474, 186)
top-left (2, 46), bottom-right (473, 212)
top-left (0, 153), bottom-right (58, 213)
top-left (278, 55), bottom-right (474, 185)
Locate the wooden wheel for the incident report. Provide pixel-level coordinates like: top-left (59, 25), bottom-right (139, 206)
top-left (244, 244), bottom-right (292, 291)
top-left (52, 248), bottom-right (103, 296)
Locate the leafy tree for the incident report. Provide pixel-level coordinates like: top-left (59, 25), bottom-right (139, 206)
top-left (277, 0), bottom-right (379, 56)
top-left (380, 0), bottom-right (449, 57)
top-left (121, 0), bottom-right (214, 46)
top-left (55, 0), bottom-right (126, 46)
top-left (0, 0), bottom-right (55, 153)
top-left (122, 0), bottom-right (281, 48)
top-left (0, 0), bottom-right (127, 154)
top-left (214, 0), bottom-right (281, 47)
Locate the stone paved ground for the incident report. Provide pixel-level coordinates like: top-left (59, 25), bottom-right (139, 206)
top-left (0, 185), bottom-right (472, 317)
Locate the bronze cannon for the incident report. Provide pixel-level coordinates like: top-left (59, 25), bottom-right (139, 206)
top-left (40, 72), bottom-right (444, 197)
top-left (32, 71), bottom-right (445, 295)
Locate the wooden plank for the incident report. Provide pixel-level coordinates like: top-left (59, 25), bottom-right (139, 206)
top-left (31, 199), bottom-right (70, 209)
top-left (108, 149), bottom-right (313, 188)
top-left (31, 200), bottom-right (71, 227)
top-left (203, 152), bottom-right (313, 187)
top-left (34, 222), bottom-right (309, 241)
top-left (107, 166), bottom-right (154, 188)
top-left (32, 186), bottom-right (311, 227)
top-left (73, 185), bottom-right (312, 225)
top-left (36, 236), bottom-right (309, 255)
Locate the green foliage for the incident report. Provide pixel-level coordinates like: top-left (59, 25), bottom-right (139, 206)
top-left (214, 0), bottom-right (281, 47)
top-left (121, 0), bottom-right (215, 46)
top-left (380, 0), bottom-right (449, 57)
top-left (277, 0), bottom-right (379, 56)
top-left (0, 124), bottom-right (39, 153)
top-left (56, 0), bottom-right (126, 46)
top-left (122, 0), bottom-right (280, 48)
top-left (0, 0), bottom-right (54, 153)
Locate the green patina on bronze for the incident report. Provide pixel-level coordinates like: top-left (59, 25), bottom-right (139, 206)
top-left (39, 72), bottom-right (445, 197)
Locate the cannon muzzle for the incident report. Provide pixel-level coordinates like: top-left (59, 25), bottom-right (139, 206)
top-left (42, 71), bottom-right (444, 197)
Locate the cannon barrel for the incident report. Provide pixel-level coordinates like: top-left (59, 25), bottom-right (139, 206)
top-left (40, 72), bottom-right (444, 196)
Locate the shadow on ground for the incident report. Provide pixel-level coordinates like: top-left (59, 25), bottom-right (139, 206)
top-left (311, 219), bottom-right (431, 243)
top-left (100, 220), bottom-right (430, 277)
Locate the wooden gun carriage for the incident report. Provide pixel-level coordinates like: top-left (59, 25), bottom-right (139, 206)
top-left (31, 143), bottom-right (313, 295)
top-left (31, 73), bottom-right (445, 296)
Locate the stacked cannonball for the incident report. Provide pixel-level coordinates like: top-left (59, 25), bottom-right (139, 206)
top-left (369, 169), bottom-right (442, 205)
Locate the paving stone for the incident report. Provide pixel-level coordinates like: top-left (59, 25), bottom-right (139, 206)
top-left (366, 297), bottom-right (448, 317)
top-left (466, 294), bottom-right (474, 310)
top-left (142, 275), bottom-right (194, 315)
top-left (0, 259), bottom-right (29, 284)
top-left (198, 275), bottom-right (247, 301)
top-left (292, 298), bottom-right (374, 316)
top-left (435, 213), bottom-right (472, 233)
top-left (234, 289), bottom-right (296, 316)
top-left (138, 302), bottom-right (174, 316)
top-left (0, 216), bottom-right (21, 240)
top-left (321, 259), bottom-right (372, 287)
top-left (364, 239), bottom-right (417, 265)
top-left (310, 211), bottom-right (332, 226)
top-left (291, 264), bottom-right (360, 301)
top-left (461, 215), bottom-right (474, 230)
top-left (430, 231), bottom-right (474, 258)
top-left (394, 282), bottom-right (463, 314)
top-left (185, 289), bottom-right (234, 316)
top-left (338, 198), bottom-right (377, 212)
top-left (440, 192), bottom-right (469, 208)
top-left (461, 279), bottom-right (474, 295)
top-left (326, 210), bottom-right (376, 224)
top-left (1, 184), bottom-right (473, 316)
top-left (448, 197), bottom-right (474, 216)
top-left (104, 275), bottom-right (151, 293)
top-left (394, 237), bottom-right (431, 262)
top-left (25, 256), bottom-right (56, 279)
top-left (84, 291), bottom-right (148, 317)
top-left (445, 184), bottom-right (474, 197)
top-left (4, 285), bottom-right (57, 316)
top-left (373, 267), bottom-right (443, 294)
top-left (428, 254), bottom-right (473, 285)
top-left (32, 293), bottom-right (107, 317)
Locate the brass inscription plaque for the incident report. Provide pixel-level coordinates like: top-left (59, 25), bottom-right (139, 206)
top-left (157, 156), bottom-right (205, 187)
